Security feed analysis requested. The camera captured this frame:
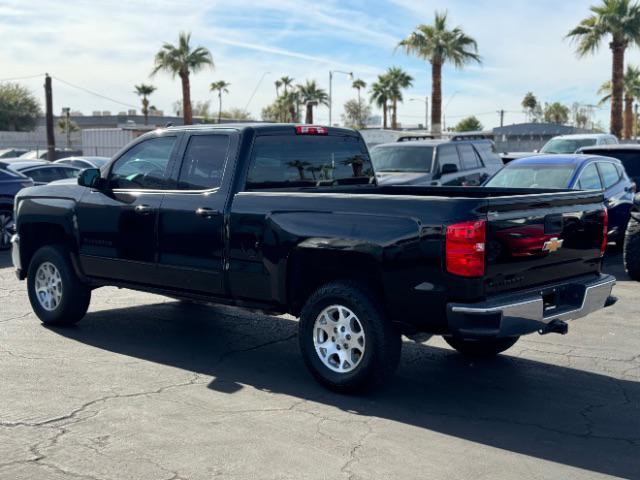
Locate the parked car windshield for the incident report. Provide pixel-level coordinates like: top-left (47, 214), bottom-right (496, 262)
top-left (485, 164), bottom-right (576, 189)
top-left (370, 146), bottom-right (434, 172)
top-left (541, 138), bottom-right (597, 154)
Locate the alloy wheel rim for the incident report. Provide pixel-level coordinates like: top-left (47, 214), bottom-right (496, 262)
top-left (313, 305), bottom-right (366, 373)
top-left (0, 213), bottom-right (12, 248)
top-left (34, 262), bottom-right (63, 311)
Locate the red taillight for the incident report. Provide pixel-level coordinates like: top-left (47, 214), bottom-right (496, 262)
top-left (295, 125), bottom-right (328, 135)
top-left (446, 220), bottom-right (486, 277)
top-left (600, 208), bottom-right (608, 256)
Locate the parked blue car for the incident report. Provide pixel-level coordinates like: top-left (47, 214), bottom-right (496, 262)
top-left (485, 154), bottom-right (636, 247)
top-left (0, 166), bottom-right (34, 250)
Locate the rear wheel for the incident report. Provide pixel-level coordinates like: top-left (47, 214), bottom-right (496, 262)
top-left (0, 210), bottom-right (13, 251)
top-left (299, 280), bottom-right (401, 393)
top-left (27, 245), bottom-right (91, 326)
top-left (444, 336), bottom-right (519, 357)
top-left (624, 216), bottom-right (640, 281)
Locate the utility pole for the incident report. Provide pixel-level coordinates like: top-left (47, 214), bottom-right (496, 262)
top-left (44, 74), bottom-right (55, 162)
top-left (498, 109), bottom-right (505, 128)
top-left (62, 107), bottom-right (71, 147)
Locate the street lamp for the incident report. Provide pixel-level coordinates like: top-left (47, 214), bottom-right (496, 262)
top-left (410, 97), bottom-right (429, 131)
top-left (329, 70), bottom-right (353, 126)
top-left (244, 71), bottom-right (271, 113)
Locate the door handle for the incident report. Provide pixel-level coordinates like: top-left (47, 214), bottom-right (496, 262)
top-left (195, 207), bottom-right (221, 218)
top-left (134, 204), bottom-right (154, 215)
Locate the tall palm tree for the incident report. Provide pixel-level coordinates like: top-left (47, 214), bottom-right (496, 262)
top-left (151, 32), bottom-right (213, 125)
top-left (275, 79), bottom-right (282, 97)
top-left (567, 0), bottom-right (640, 138)
top-left (279, 76), bottom-right (295, 95)
top-left (276, 90), bottom-right (299, 122)
top-left (598, 65), bottom-right (640, 138)
top-left (386, 67), bottom-right (414, 130)
top-left (210, 80), bottom-right (230, 123)
top-left (134, 84), bottom-right (156, 125)
top-left (352, 79), bottom-right (367, 126)
top-left (370, 76), bottom-right (392, 129)
top-left (297, 80), bottom-right (329, 124)
top-left (399, 11), bottom-right (481, 135)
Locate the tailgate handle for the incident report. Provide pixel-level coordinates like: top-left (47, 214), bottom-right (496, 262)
top-left (544, 214), bottom-right (563, 234)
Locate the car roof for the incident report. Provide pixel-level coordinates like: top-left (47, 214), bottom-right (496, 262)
top-left (160, 123), bottom-right (358, 137)
top-left (372, 138), bottom-right (491, 149)
top-left (550, 133), bottom-right (614, 140)
top-left (579, 144), bottom-right (640, 151)
top-left (7, 160), bottom-right (51, 170)
top-left (55, 156), bottom-right (109, 161)
top-left (507, 154), bottom-right (622, 167)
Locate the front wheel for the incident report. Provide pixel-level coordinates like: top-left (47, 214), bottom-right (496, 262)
top-left (624, 216), bottom-right (640, 281)
top-left (444, 336), bottom-right (519, 358)
top-left (299, 280), bottom-right (401, 393)
top-left (0, 210), bottom-right (14, 251)
top-left (27, 245), bottom-right (91, 326)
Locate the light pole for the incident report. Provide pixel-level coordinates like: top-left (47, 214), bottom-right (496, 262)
top-left (329, 70), bottom-right (353, 126)
top-left (442, 90), bottom-right (460, 133)
top-left (410, 97), bottom-right (429, 131)
top-left (62, 107), bottom-right (70, 148)
top-left (244, 71), bottom-right (271, 114)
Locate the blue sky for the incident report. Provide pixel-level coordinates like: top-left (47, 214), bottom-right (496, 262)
top-left (1, 0), bottom-right (636, 129)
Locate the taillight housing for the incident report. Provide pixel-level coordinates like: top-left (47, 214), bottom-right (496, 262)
top-left (446, 220), bottom-right (486, 277)
top-left (295, 125), bottom-right (328, 135)
top-left (600, 208), bottom-right (608, 256)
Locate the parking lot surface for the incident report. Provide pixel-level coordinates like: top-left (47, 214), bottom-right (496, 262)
top-left (1, 250), bottom-right (639, 480)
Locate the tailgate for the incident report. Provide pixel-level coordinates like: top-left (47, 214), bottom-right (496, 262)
top-left (484, 190), bottom-right (605, 295)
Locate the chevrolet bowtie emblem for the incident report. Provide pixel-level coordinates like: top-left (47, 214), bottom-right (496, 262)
top-left (542, 237), bottom-right (564, 253)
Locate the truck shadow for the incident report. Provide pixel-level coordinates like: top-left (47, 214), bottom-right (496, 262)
top-left (52, 299), bottom-right (639, 479)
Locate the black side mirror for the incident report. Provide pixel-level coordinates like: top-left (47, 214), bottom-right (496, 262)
top-left (78, 168), bottom-right (104, 189)
top-left (441, 163), bottom-right (459, 175)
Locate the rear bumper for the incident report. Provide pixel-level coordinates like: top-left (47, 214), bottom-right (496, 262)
top-left (446, 274), bottom-right (615, 338)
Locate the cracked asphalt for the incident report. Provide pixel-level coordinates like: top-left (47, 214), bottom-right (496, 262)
top-left (1, 250), bottom-right (639, 480)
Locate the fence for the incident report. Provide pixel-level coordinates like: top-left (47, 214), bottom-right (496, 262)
top-left (81, 129), bottom-right (136, 157)
top-left (0, 128), bottom-right (82, 153)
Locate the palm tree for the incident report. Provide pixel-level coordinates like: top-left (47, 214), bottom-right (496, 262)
top-left (386, 67), bottom-right (414, 129)
top-left (399, 11), bottom-right (481, 135)
top-left (210, 80), bottom-right (230, 123)
top-left (352, 79), bottom-right (367, 127)
top-left (276, 90), bottom-right (299, 122)
top-left (370, 76), bottom-right (392, 129)
top-left (521, 92), bottom-right (538, 122)
top-left (297, 80), bottom-right (329, 124)
top-left (598, 65), bottom-right (640, 138)
top-left (279, 76), bottom-right (295, 95)
top-left (151, 32), bottom-right (213, 125)
top-left (275, 79), bottom-right (282, 97)
top-left (567, 0), bottom-right (640, 138)
top-left (134, 84), bottom-right (156, 125)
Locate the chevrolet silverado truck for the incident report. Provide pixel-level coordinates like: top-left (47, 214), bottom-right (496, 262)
top-left (11, 124), bottom-right (616, 391)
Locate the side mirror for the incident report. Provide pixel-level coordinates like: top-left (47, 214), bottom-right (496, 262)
top-left (77, 168), bottom-right (104, 189)
top-left (441, 163), bottom-right (459, 175)
top-left (533, 149), bottom-right (539, 153)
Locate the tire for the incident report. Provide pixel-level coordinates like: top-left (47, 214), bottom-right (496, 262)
top-left (27, 245), bottom-right (91, 326)
top-left (444, 336), bottom-right (519, 358)
top-left (0, 210), bottom-right (13, 251)
top-left (624, 216), bottom-right (640, 281)
top-left (299, 280), bottom-right (401, 393)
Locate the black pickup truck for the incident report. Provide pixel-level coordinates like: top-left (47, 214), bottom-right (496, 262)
top-left (11, 124), bottom-right (616, 391)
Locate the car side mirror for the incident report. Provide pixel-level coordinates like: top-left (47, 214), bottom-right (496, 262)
top-left (77, 168), bottom-right (105, 189)
top-left (441, 163), bottom-right (459, 175)
top-left (533, 149), bottom-right (539, 153)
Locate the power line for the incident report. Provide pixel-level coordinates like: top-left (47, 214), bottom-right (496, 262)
top-left (0, 73), bottom-right (46, 82)
top-left (51, 75), bottom-right (138, 109)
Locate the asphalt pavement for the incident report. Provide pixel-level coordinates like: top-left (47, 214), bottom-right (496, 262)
top-left (1, 250), bottom-right (639, 480)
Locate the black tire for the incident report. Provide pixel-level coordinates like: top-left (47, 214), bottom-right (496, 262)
top-left (444, 336), bottom-right (519, 358)
top-left (299, 280), bottom-right (401, 393)
top-left (624, 216), bottom-right (640, 281)
top-left (0, 209), bottom-right (13, 251)
top-left (27, 245), bottom-right (91, 326)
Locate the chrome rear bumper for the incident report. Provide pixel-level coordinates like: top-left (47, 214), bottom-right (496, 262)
top-left (447, 274), bottom-right (616, 338)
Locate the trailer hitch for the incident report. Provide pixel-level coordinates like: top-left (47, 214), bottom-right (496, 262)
top-left (538, 319), bottom-right (568, 335)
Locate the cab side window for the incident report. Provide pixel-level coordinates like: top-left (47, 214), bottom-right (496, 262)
top-left (575, 163), bottom-right (602, 190)
top-left (457, 144), bottom-right (482, 170)
top-left (437, 145), bottom-right (460, 173)
top-left (177, 134), bottom-right (229, 190)
top-left (597, 162), bottom-right (621, 189)
top-left (109, 136), bottom-right (176, 190)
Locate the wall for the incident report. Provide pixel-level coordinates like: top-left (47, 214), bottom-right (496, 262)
top-left (0, 127), bottom-right (82, 152)
top-left (81, 129), bottom-right (136, 157)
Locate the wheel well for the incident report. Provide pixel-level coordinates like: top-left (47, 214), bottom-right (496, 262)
top-left (287, 249), bottom-right (385, 316)
top-left (20, 222), bottom-right (73, 272)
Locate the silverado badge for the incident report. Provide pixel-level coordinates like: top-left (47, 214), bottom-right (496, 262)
top-left (542, 237), bottom-right (564, 253)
